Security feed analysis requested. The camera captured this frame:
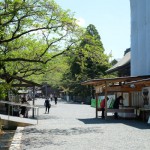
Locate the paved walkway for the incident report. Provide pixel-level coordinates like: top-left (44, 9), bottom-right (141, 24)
top-left (21, 98), bottom-right (150, 150)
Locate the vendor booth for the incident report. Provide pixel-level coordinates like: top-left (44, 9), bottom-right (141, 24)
top-left (82, 76), bottom-right (150, 121)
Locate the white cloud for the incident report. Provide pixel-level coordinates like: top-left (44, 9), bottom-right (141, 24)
top-left (76, 17), bottom-right (86, 26)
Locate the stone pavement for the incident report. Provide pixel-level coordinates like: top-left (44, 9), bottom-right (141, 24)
top-left (20, 98), bottom-right (150, 150)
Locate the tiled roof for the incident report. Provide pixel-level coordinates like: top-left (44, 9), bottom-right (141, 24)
top-left (106, 51), bottom-right (130, 73)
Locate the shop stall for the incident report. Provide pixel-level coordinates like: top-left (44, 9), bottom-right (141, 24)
top-left (82, 76), bottom-right (150, 121)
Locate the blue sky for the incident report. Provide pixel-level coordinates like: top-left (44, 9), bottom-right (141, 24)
top-left (55, 0), bottom-right (131, 60)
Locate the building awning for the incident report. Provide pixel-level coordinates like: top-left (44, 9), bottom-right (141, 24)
top-left (81, 75), bottom-right (150, 92)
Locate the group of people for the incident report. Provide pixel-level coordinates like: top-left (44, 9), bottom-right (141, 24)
top-left (101, 96), bottom-right (124, 119)
top-left (19, 95), bottom-right (58, 116)
top-left (44, 95), bottom-right (58, 114)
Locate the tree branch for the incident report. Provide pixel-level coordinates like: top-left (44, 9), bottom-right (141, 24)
top-left (0, 25), bottom-right (62, 44)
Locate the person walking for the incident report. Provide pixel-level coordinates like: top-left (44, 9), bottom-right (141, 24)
top-left (44, 98), bottom-right (51, 113)
top-left (54, 95), bottom-right (58, 105)
top-left (50, 94), bottom-right (53, 101)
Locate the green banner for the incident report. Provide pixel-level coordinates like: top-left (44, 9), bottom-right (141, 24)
top-left (91, 99), bottom-right (102, 108)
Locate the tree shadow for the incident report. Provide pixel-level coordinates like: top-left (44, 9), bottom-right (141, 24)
top-left (78, 117), bottom-right (150, 130)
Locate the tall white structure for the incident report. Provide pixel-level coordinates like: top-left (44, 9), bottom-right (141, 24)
top-left (130, 0), bottom-right (150, 76)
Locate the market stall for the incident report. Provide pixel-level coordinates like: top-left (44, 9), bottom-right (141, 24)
top-left (82, 76), bottom-right (150, 121)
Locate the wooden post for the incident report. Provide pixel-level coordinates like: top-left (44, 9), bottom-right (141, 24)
top-left (104, 82), bottom-right (108, 119)
top-left (96, 93), bottom-right (98, 118)
top-left (129, 92), bottom-right (132, 106)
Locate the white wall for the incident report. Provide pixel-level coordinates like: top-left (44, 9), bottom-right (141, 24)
top-left (130, 0), bottom-right (150, 76)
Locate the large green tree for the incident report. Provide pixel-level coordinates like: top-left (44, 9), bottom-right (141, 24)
top-left (0, 0), bottom-right (84, 100)
top-left (0, 0), bottom-right (82, 84)
top-left (72, 24), bottom-right (110, 79)
top-left (62, 24), bottom-right (110, 100)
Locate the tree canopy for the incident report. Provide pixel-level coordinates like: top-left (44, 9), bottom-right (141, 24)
top-left (0, 0), bottom-right (82, 85)
top-left (61, 24), bottom-right (111, 99)
top-left (0, 1), bottom-right (114, 101)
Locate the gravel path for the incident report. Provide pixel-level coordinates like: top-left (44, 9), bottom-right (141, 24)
top-left (21, 98), bottom-right (150, 150)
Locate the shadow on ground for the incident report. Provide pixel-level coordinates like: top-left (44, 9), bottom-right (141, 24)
top-left (78, 117), bottom-right (150, 130)
top-left (21, 127), bottom-right (103, 148)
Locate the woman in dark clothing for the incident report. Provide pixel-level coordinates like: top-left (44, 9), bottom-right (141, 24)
top-left (113, 96), bottom-right (124, 119)
top-left (44, 98), bottom-right (51, 113)
top-left (54, 96), bottom-right (58, 105)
